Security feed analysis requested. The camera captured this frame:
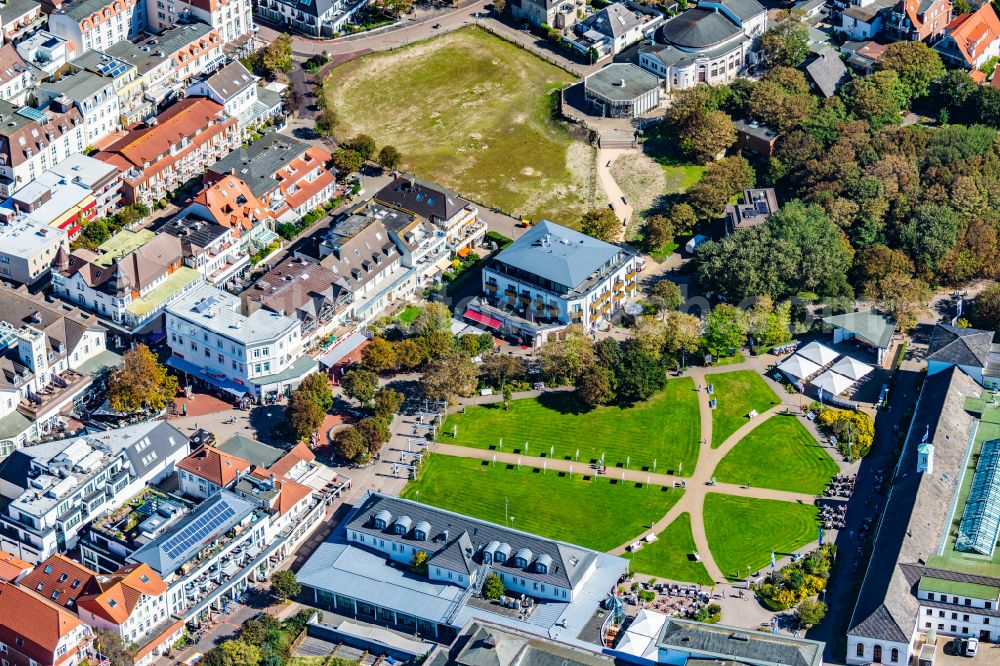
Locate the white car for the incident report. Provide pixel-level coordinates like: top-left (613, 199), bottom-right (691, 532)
top-left (966, 638), bottom-right (979, 657)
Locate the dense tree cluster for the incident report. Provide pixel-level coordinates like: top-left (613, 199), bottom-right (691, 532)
top-left (658, 44), bottom-right (1000, 324)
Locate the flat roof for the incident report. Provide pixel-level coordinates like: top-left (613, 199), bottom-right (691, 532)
top-left (0, 217), bottom-right (64, 257)
top-left (167, 282), bottom-right (299, 344)
top-left (126, 267), bottom-right (202, 318)
top-left (584, 63), bottom-right (660, 102)
top-left (95, 229), bottom-right (156, 267)
top-left (822, 310), bottom-right (895, 349)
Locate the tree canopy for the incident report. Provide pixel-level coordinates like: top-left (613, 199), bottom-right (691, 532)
top-left (108, 344), bottom-right (178, 414)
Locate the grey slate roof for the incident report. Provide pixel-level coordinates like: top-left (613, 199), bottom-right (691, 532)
top-left (129, 490), bottom-right (257, 576)
top-left (344, 492), bottom-right (598, 590)
top-left (585, 63), bottom-right (661, 102)
top-left (491, 220), bottom-right (626, 291)
top-left (847, 367), bottom-right (981, 642)
top-left (218, 433), bottom-right (283, 469)
top-left (116, 420), bottom-right (189, 479)
top-left (449, 622), bottom-right (614, 666)
top-left (656, 618), bottom-right (823, 666)
top-left (661, 8), bottom-right (742, 48)
top-left (577, 2), bottom-right (641, 39)
top-left (716, 0), bottom-right (765, 21)
top-left (927, 324), bottom-right (994, 368)
top-left (375, 175), bottom-right (470, 224)
top-left (805, 50), bottom-right (848, 98)
top-left (209, 132), bottom-right (309, 200)
top-left (199, 61), bottom-right (255, 102)
top-left (822, 310), bottom-right (896, 349)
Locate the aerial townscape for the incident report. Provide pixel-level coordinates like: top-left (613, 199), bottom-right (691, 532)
top-left (0, 0), bottom-right (998, 664)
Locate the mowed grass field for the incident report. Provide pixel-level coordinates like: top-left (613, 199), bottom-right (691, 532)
top-left (712, 415), bottom-right (839, 495)
top-left (707, 370), bottom-right (781, 447)
top-left (441, 377), bottom-right (701, 474)
top-left (628, 513), bottom-right (714, 585)
top-left (703, 494), bottom-right (818, 581)
top-left (324, 27), bottom-right (596, 224)
top-left (402, 455), bottom-right (682, 551)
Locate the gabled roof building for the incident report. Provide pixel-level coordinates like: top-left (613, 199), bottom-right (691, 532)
top-left (176, 445), bottom-right (252, 499)
top-left (0, 581), bottom-right (91, 666)
top-left (472, 220), bottom-right (638, 346)
top-left (934, 2), bottom-right (1000, 69)
top-left (927, 323), bottom-right (1000, 388)
top-left (298, 491), bottom-right (628, 645)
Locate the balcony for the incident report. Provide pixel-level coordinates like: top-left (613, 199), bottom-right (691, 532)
top-left (626, 270), bottom-right (637, 280)
top-left (18, 370), bottom-right (92, 420)
top-left (571, 311), bottom-right (583, 320)
top-left (590, 311), bottom-right (602, 322)
top-left (485, 283), bottom-right (498, 293)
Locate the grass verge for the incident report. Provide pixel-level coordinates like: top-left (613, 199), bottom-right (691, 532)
top-left (707, 370), bottom-right (781, 448)
top-left (628, 513), bottom-right (714, 585)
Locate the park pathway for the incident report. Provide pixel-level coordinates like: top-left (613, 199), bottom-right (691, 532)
top-left (430, 357), bottom-right (850, 585)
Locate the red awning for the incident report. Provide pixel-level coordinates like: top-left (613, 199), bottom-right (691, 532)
top-left (464, 309), bottom-right (502, 330)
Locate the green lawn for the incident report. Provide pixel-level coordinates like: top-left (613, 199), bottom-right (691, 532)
top-left (628, 513), bottom-right (714, 585)
top-left (663, 163), bottom-right (705, 194)
top-left (707, 370), bottom-right (781, 448)
top-left (325, 27), bottom-right (594, 224)
top-left (443, 378), bottom-right (700, 474)
top-left (712, 415), bottom-right (839, 494)
top-left (712, 352), bottom-right (745, 368)
top-left (402, 455), bottom-right (682, 551)
top-left (703, 494), bottom-right (818, 581)
top-left (650, 241), bottom-right (679, 263)
top-left (396, 305), bottom-right (421, 326)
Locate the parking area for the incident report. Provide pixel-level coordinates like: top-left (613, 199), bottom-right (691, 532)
top-left (930, 636), bottom-right (1000, 666)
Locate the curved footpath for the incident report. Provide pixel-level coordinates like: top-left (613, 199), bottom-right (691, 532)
top-left (430, 359), bottom-right (850, 585)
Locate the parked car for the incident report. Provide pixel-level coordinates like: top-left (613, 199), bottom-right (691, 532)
top-left (966, 638), bottom-right (979, 657)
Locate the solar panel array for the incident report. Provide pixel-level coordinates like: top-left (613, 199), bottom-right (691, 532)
top-left (161, 503), bottom-right (237, 561)
top-left (99, 61), bottom-right (128, 78)
top-left (957, 439), bottom-right (1000, 557)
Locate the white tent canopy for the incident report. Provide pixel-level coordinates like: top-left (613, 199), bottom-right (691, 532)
top-left (831, 355), bottom-right (873, 381)
top-left (778, 354), bottom-right (822, 380)
top-left (615, 631), bottom-right (655, 657)
top-left (630, 609), bottom-right (666, 639)
top-left (798, 341), bottom-right (839, 367)
top-left (812, 370), bottom-right (855, 396)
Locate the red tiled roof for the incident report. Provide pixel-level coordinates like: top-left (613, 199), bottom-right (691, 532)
top-left (191, 175), bottom-right (273, 232)
top-left (0, 581), bottom-right (84, 664)
top-left (0, 551), bottom-right (31, 582)
top-left (253, 442), bottom-right (315, 481)
top-left (943, 3), bottom-right (1000, 64)
top-left (76, 564), bottom-right (166, 626)
top-left (20, 555), bottom-right (99, 609)
top-left (276, 480), bottom-right (313, 516)
top-left (177, 446), bottom-right (252, 487)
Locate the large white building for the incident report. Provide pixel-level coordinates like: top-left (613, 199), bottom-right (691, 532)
top-left (0, 216), bottom-right (68, 286)
top-left (165, 283), bottom-right (317, 400)
top-left (638, 0), bottom-right (766, 90)
top-left (0, 421), bottom-right (190, 563)
top-left (36, 70), bottom-right (121, 147)
top-left (47, 0), bottom-right (144, 60)
top-left (470, 220), bottom-right (638, 345)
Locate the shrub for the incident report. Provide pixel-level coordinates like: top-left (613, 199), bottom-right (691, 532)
top-left (752, 545), bottom-right (835, 610)
top-left (814, 405), bottom-right (874, 458)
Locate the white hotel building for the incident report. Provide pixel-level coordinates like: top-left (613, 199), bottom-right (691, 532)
top-left (165, 283), bottom-right (317, 400)
top-left (468, 220), bottom-right (639, 346)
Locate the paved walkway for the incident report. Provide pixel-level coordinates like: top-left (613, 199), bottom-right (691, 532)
top-left (596, 148), bottom-right (636, 240)
top-left (423, 356), bottom-right (852, 586)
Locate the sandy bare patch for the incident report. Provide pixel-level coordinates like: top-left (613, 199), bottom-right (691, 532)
top-left (610, 152), bottom-right (667, 229)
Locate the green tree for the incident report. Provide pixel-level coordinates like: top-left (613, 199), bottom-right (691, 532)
top-left (747, 296), bottom-right (792, 347)
top-left (670, 202), bottom-right (698, 235)
top-left (83, 219), bottom-right (111, 245)
top-left (666, 87), bottom-right (737, 162)
top-left (288, 390), bottom-right (325, 441)
top-left (649, 280), bottom-right (683, 313)
top-left (760, 16), bottom-right (810, 67)
top-left (842, 70), bottom-right (908, 129)
top-left (492, 0), bottom-right (506, 13)
top-left (878, 41), bottom-right (945, 101)
top-left (900, 204), bottom-right (959, 276)
top-left (298, 373), bottom-right (333, 411)
top-left (540, 325), bottom-right (595, 385)
top-left (219, 641), bottom-right (261, 666)
top-left (316, 108), bottom-right (338, 138)
top-left (413, 301), bottom-right (452, 336)
top-left (580, 208), bottom-right (619, 241)
top-left (663, 311), bottom-right (703, 368)
top-left (342, 369), bottom-right (379, 405)
top-left (377, 145), bottom-right (402, 170)
top-left (332, 149), bottom-right (363, 174)
top-left (373, 387), bottom-right (404, 417)
top-left (394, 339), bottom-right (427, 370)
top-left (372, 0), bottom-right (414, 17)
top-left (768, 200), bottom-right (854, 298)
top-left (612, 341), bottom-right (665, 404)
top-left (704, 304), bottom-right (748, 354)
top-left (643, 214), bottom-right (674, 251)
top-left (344, 134), bottom-right (376, 161)
top-left (333, 426), bottom-right (368, 463)
top-left (796, 598), bottom-right (827, 628)
top-left (970, 284), bottom-right (1000, 332)
top-left (695, 225), bottom-right (796, 300)
top-left (419, 328), bottom-right (455, 360)
top-left (420, 351), bottom-right (478, 403)
top-left (483, 573), bottom-right (505, 599)
top-left (261, 34), bottom-right (292, 76)
top-left (576, 365), bottom-right (614, 408)
top-left (94, 628), bottom-right (133, 666)
top-left (270, 570), bottom-right (301, 602)
top-left (108, 344), bottom-right (179, 414)
top-left (686, 157), bottom-right (755, 220)
top-left (357, 417), bottom-right (391, 454)
top-left (479, 353), bottom-right (526, 388)
top-left (361, 336), bottom-right (398, 372)
top-left (239, 620), bottom-right (267, 646)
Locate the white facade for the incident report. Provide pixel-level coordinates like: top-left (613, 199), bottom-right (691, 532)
top-left (145, 0), bottom-right (253, 47)
top-left (0, 218), bottom-right (68, 285)
top-left (165, 283), bottom-right (311, 397)
top-left (48, 0), bottom-right (143, 60)
top-left (37, 75), bottom-right (121, 147)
